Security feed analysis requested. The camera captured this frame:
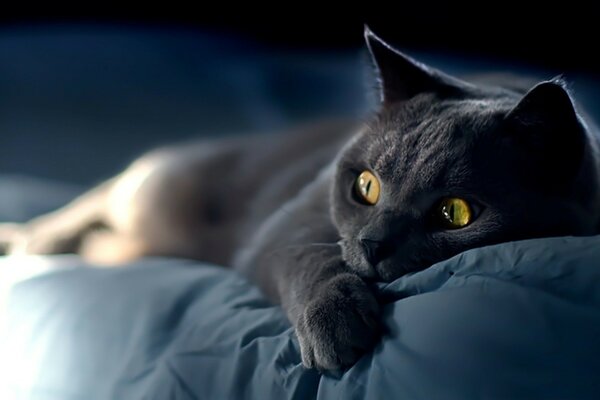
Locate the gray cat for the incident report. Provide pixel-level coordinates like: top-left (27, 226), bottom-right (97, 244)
top-left (1, 28), bottom-right (599, 371)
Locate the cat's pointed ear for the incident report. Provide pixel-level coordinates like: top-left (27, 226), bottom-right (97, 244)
top-left (365, 26), bottom-right (462, 104)
top-left (506, 80), bottom-right (579, 128)
top-left (505, 79), bottom-right (585, 186)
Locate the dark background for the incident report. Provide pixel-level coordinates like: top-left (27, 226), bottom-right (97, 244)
top-left (2, 6), bottom-right (596, 72)
top-left (0, 7), bottom-right (598, 191)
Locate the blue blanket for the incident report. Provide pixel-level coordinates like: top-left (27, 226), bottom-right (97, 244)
top-left (2, 236), bottom-right (599, 399)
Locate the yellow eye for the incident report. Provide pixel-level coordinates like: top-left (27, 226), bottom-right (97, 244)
top-left (355, 170), bottom-right (380, 205)
top-left (438, 197), bottom-right (472, 229)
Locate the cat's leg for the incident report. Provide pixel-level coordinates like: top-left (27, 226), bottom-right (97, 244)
top-left (1, 144), bottom-right (239, 264)
top-left (90, 145), bottom-right (239, 264)
top-left (0, 149), bottom-right (179, 262)
top-left (77, 231), bottom-right (148, 265)
top-left (0, 148), bottom-right (177, 260)
top-left (0, 179), bottom-right (113, 256)
top-left (235, 170), bottom-right (380, 371)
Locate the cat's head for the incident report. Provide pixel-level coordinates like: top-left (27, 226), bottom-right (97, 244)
top-left (331, 27), bottom-right (600, 282)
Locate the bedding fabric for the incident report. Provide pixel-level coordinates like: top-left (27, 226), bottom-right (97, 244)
top-left (1, 236), bottom-right (600, 399)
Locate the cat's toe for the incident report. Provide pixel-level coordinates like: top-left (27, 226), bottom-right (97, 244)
top-left (296, 273), bottom-right (380, 371)
top-left (296, 332), bottom-right (316, 368)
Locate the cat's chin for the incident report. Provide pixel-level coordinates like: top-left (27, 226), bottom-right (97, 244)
top-left (346, 258), bottom-right (411, 283)
top-left (344, 258), bottom-right (379, 281)
top-left (373, 259), bottom-right (410, 282)
top-left (376, 256), bottom-right (435, 282)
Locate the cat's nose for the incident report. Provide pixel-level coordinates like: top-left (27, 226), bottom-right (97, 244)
top-left (360, 238), bottom-right (394, 267)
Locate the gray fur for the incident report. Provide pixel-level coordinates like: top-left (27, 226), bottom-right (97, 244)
top-left (2, 28), bottom-right (599, 371)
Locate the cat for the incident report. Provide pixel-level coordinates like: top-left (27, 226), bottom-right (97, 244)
top-left (1, 27), bottom-right (599, 371)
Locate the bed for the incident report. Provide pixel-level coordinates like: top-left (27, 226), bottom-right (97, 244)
top-left (2, 235), bottom-right (600, 399)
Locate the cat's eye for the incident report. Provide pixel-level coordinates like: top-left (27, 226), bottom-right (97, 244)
top-left (438, 197), bottom-right (472, 229)
top-left (355, 170), bottom-right (380, 205)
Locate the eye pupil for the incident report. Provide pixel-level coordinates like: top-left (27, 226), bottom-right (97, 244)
top-left (355, 171), bottom-right (380, 205)
top-left (438, 197), bottom-right (472, 229)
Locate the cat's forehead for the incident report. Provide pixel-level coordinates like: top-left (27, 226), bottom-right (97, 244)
top-left (365, 96), bottom-right (514, 186)
top-left (374, 95), bottom-right (513, 136)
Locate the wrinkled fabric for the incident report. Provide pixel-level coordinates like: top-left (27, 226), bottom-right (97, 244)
top-left (1, 236), bottom-right (600, 399)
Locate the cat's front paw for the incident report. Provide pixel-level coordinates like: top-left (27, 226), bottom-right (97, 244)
top-left (296, 273), bottom-right (379, 371)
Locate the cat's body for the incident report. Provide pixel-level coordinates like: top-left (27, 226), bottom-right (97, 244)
top-left (2, 29), bottom-right (600, 371)
top-left (0, 119), bottom-right (353, 265)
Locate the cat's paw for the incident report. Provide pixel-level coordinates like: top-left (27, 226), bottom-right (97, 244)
top-left (295, 273), bottom-right (379, 371)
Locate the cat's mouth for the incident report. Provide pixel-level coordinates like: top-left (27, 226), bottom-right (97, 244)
top-left (339, 238), bottom-right (422, 282)
top-left (339, 239), bottom-right (379, 280)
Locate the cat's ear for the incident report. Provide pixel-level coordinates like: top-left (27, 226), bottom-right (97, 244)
top-left (364, 26), bottom-right (462, 104)
top-left (507, 80), bottom-right (579, 128)
top-left (505, 80), bottom-right (585, 185)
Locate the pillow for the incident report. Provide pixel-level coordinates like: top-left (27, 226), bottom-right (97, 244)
top-left (1, 236), bottom-right (600, 399)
